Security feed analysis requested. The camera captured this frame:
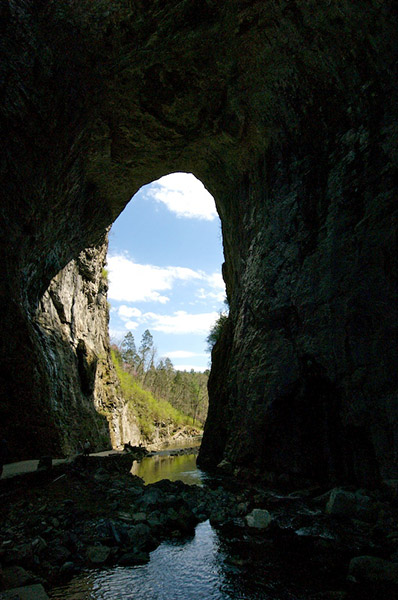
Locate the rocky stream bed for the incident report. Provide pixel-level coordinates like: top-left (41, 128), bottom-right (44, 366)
top-left (0, 452), bottom-right (398, 599)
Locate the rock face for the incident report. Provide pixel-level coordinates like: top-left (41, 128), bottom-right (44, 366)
top-left (33, 237), bottom-right (141, 455)
top-left (1, 1), bottom-right (397, 484)
top-left (199, 84), bottom-right (398, 484)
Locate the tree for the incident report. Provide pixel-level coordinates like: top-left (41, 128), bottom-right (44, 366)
top-left (206, 312), bottom-right (228, 352)
top-left (121, 332), bottom-right (138, 370)
top-left (112, 332), bottom-right (210, 426)
top-left (137, 329), bottom-right (155, 384)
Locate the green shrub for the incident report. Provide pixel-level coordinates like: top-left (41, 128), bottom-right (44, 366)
top-left (206, 312), bottom-right (228, 352)
top-left (111, 350), bottom-right (194, 440)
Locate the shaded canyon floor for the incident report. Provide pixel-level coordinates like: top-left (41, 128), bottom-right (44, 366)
top-left (0, 452), bottom-right (398, 599)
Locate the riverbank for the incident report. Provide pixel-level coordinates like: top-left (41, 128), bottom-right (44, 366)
top-left (0, 453), bottom-right (397, 599)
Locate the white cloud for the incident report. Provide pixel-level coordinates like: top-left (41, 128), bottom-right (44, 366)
top-left (124, 320), bottom-right (139, 330)
top-left (108, 254), bottom-right (202, 303)
top-left (197, 288), bottom-right (226, 303)
top-left (146, 172), bottom-right (218, 221)
top-left (118, 305), bottom-right (142, 319)
top-left (197, 271), bottom-right (225, 301)
top-left (141, 310), bottom-right (219, 335)
top-left (109, 328), bottom-right (129, 343)
top-left (207, 272), bottom-right (224, 290)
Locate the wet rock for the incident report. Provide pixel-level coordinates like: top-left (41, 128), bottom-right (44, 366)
top-left (325, 489), bottom-right (375, 521)
top-left (225, 555), bottom-right (252, 567)
top-left (140, 488), bottom-right (164, 510)
top-left (295, 525), bottom-right (336, 541)
top-left (245, 509), bottom-right (272, 530)
top-left (209, 508), bottom-right (229, 528)
top-left (127, 524), bottom-right (153, 549)
top-left (117, 511), bottom-right (134, 523)
top-left (95, 519), bottom-right (128, 546)
top-left (58, 561), bottom-right (75, 578)
top-left (31, 537), bottom-right (47, 556)
top-left (118, 551), bottom-right (149, 566)
top-left (237, 501), bottom-right (250, 515)
top-left (348, 555), bottom-right (398, 584)
top-left (46, 543), bottom-right (71, 565)
top-left (1, 541), bottom-right (13, 551)
top-left (192, 504), bottom-right (209, 521)
top-left (0, 583), bottom-right (49, 599)
top-left (86, 545), bottom-right (111, 565)
top-left (217, 517), bottom-right (246, 537)
top-left (131, 512), bottom-right (147, 524)
top-left (145, 509), bottom-right (162, 525)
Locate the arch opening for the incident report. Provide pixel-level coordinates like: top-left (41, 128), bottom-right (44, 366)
top-left (104, 172), bottom-right (227, 446)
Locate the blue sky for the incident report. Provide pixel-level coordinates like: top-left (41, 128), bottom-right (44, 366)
top-left (107, 172), bottom-right (226, 371)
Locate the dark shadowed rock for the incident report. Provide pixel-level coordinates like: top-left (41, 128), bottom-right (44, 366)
top-left (118, 551), bottom-right (149, 566)
top-left (325, 489), bottom-right (376, 521)
top-left (348, 555), bottom-right (398, 585)
top-left (0, 584), bottom-right (49, 599)
top-left (0, 0), bottom-right (397, 490)
top-left (0, 566), bottom-right (32, 590)
top-left (86, 545), bottom-right (111, 565)
top-left (245, 509), bottom-right (272, 530)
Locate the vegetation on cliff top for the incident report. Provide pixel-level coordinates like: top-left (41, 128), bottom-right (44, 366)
top-left (111, 329), bottom-right (209, 440)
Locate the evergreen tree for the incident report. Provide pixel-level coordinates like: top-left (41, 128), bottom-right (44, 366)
top-left (121, 332), bottom-right (138, 370)
top-left (114, 329), bottom-right (209, 425)
top-left (137, 329), bottom-right (155, 383)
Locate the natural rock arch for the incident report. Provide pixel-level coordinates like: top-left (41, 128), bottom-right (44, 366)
top-left (1, 1), bottom-right (397, 484)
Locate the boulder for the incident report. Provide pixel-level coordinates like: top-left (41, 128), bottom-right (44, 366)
top-left (86, 545), bottom-right (111, 565)
top-left (132, 512), bottom-right (147, 524)
top-left (245, 509), bottom-right (272, 529)
top-left (348, 555), bottom-right (398, 584)
top-left (0, 584), bottom-right (49, 599)
top-left (325, 489), bottom-right (375, 521)
top-left (47, 544), bottom-right (71, 565)
top-left (140, 488), bottom-right (164, 509)
top-left (59, 562), bottom-right (75, 578)
top-left (31, 537), bottom-right (47, 555)
top-left (127, 524), bottom-right (153, 549)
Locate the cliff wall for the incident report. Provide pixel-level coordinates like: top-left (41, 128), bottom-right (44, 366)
top-left (200, 127), bottom-right (397, 485)
top-left (33, 239), bottom-right (141, 456)
top-left (1, 1), bottom-right (397, 483)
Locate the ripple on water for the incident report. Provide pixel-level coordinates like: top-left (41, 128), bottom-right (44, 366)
top-left (50, 521), bottom-right (280, 600)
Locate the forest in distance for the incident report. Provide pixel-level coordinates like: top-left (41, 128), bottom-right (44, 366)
top-left (111, 330), bottom-right (209, 433)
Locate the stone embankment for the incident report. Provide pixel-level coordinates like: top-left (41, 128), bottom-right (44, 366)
top-left (0, 455), bottom-right (397, 599)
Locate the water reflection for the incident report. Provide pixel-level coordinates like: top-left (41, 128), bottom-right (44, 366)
top-left (131, 453), bottom-right (204, 486)
top-left (49, 452), bottom-right (308, 600)
top-left (50, 521), bottom-right (277, 600)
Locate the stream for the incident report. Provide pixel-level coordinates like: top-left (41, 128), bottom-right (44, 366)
top-left (130, 452), bottom-right (204, 486)
top-left (50, 452), bottom-right (308, 600)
